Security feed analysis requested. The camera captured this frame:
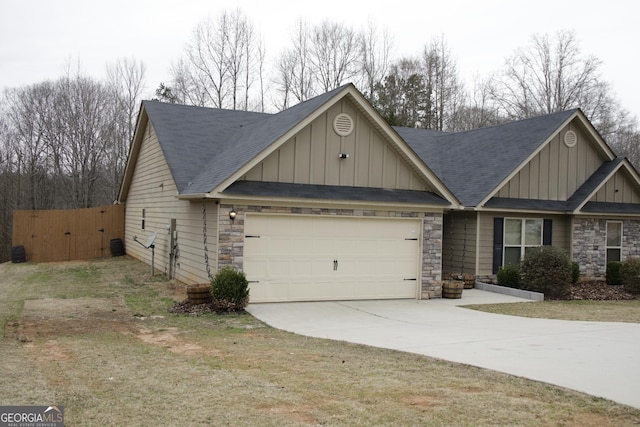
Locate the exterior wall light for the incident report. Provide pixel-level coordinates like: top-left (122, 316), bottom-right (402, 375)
top-left (229, 209), bottom-right (237, 222)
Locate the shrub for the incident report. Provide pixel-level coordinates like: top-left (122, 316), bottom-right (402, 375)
top-left (571, 262), bottom-right (580, 284)
top-left (210, 266), bottom-right (250, 312)
top-left (497, 264), bottom-right (520, 289)
top-left (520, 246), bottom-right (572, 299)
top-left (606, 261), bottom-right (623, 286)
top-left (620, 258), bottom-right (640, 295)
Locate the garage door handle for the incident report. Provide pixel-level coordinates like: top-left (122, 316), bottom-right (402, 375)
top-left (404, 278), bottom-right (417, 281)
top-left (333, 260), bottom-right (338, 271)
top-left (405, 238), bottom-right (418, 241)
top-left (248, 280), bottom-right (260, 283)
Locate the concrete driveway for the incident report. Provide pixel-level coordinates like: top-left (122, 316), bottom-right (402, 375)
top-left (247, 289), bottom-right (640, 409)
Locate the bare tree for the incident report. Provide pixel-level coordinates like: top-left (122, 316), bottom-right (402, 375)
top-left (359, 20), bottom-right (394, 101)
top-left (310, 21), bottom-right (360, 93)
top-left (421, 36), bottom-right (464, 131)
top-left (274, 20), bottom-right (314, 108)
top-left (254, 35), bottom-right (267, 112)
top-left (3, 82), bottom-right (57, 209)
top-left (105, 57), bottom-right (146, 201)
top-left (448, 76), bottom-right (502, 131)
top-left (171, 10), bottom-right (264, 110)
top-left (486, 29), bottom-right (640, 151)
top-left (56, 71), bottom-right (113, 208)
top-left (488, 30), bottom-right (604, 119)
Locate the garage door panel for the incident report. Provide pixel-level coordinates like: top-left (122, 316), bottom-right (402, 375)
top-left (244, 214), bottom-right (422, 302)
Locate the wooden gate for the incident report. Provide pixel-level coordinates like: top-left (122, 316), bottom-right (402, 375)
top-left (12, 205), bottom-right (125, 262)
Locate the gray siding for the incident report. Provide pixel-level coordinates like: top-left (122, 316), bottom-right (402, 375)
top-left (497, 122), bottom-right (605, 201)
top-left (442, 211), bottom-right (477, 275)
top-left (124, 124), bottom-right (219, 284)
top-left (592, 168), bottom-right (640, 203)
top-left (243, 99), bottom-right (432, 192)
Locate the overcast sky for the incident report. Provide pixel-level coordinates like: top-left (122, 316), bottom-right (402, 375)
top-left (2, 0), bottom-right (639, 120)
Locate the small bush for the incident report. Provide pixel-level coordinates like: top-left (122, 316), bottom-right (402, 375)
top-left (571, 262), bottom-right (580, 284)
top-left (520, 246), bottom-right (572, 299)
top-left (620, 258), bottom-right (640, 295)
top-left (210, 266), bottom-right (250, 312)
top-left (497, 264), bottom-right (520, 289)
top-left (606, 261), bottom-right (623, 286)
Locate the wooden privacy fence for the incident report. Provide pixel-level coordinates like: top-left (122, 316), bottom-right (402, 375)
top-left (12, 205), bottom-right (125, 262)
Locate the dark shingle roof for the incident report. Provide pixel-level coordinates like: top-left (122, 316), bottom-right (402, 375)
top-left (145, 84), bottom-right (348, 194)
top-left (395, 109), bottom-right (578, 206)
top-left (143, 91), bottom-right (634, 214)
top-left (566, 157), bottom-right (623, 208)
top-left (483, 198), bottom-right (572, 212)
top-left (144, 101), bottom-right (269, 193)
top-left (581, 201), bottom-right (640, 214)
top-left (224, 181), bottom-right (450, 205)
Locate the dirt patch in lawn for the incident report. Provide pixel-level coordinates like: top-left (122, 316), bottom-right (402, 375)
top-left (131, 325), bottom-right (223, 357)
top-left (6, 297), bottom-right (138, 342)
top-left (6, 296), bottom-right (222, 359)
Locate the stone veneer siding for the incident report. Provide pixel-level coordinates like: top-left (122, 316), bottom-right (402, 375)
top-left (217, 204), bottom-right (444, 299)
top-left (572, 217), bottom-right (640, 279)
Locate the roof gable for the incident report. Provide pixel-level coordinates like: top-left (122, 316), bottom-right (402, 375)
top-left (120, 84), bottom-right (459, 207)
top-left (209, 85), bottom-right (457, 205)
top-left (185, 85), bottom-right (348, 194)
top-left (398, 109), bottom-right (579, 206)
top-left (494, 116), bottom-right (613, 202)
top-left (241, 96), bottom-right (438, 193)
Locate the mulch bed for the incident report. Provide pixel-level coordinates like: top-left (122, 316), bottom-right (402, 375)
top-left (169, 299), bottom-right (247, 315)
top-left (168, 282), bottom-right (636, 313)
top-left (568, 281), bottom-right (636, 301)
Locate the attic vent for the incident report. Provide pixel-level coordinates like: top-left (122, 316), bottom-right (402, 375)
top-left (564, 130), bottom-right (577, 148)
top-left (333, 113), bottom-right (354, 137)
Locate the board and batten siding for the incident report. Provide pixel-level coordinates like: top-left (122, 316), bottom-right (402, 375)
top-left (476, 212), bottom-right (571, 276)
top-left (496, 122), bottom-right (605, 201)
top-left (243, 99), bottom-right (433, 192)
top-left (591, 168), bottom-right (640, 203)
top-left (124, 123), bottom-right (217, 284)
top-left (442, 211), bottom-right (477, 275)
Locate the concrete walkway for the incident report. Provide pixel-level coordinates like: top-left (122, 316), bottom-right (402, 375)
top-left (247, 289), bottom-right (640, 409)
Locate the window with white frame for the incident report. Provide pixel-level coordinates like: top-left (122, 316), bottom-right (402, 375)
top-left (606, 221), bottom-right (622, 264)
top-left (503, 218), bottom-right (543, 266)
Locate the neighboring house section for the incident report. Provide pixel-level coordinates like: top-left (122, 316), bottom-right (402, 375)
top-left (119, 84), bottom-right (458, 302)
top-left (399, 109), bottom-right (640, 281)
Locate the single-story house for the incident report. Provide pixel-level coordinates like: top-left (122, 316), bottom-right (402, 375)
top-left (118, 84), bottom-right (459, 302)
top-left (118, 83), bottom-right (640, 301)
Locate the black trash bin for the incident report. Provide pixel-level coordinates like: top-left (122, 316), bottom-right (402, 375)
top-left (110, 238), bottom-right (125, 257)
top-left (11, 245), bottom-right (26, 263)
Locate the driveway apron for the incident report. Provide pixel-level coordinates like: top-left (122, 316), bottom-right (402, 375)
top-left (247, 289), bottom-right (640, 409)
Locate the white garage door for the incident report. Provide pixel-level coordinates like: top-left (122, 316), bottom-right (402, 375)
top-left (244, 214), bottom-right (422, 302)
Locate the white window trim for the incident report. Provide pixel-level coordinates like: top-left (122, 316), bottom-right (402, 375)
top-left (503, 218), bottom-right (543, 265)
top-left (606, 221), bottom-right (623, 263)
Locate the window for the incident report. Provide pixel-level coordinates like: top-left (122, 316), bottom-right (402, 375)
top-left (503, 218), bottom-right (543, 266)
top-left (606, 221), bottom-right (622, 264)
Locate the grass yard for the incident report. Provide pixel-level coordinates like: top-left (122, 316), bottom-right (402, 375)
top-left (1, 258), bottom-right (639, 426)
top-left (464, 299), bottom-right (640, 323)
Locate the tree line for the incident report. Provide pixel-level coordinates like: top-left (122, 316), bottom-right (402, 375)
top-left (0, 59), bottom-right (144, 261)
top-left (2, 9), bottom-right (639, 262)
